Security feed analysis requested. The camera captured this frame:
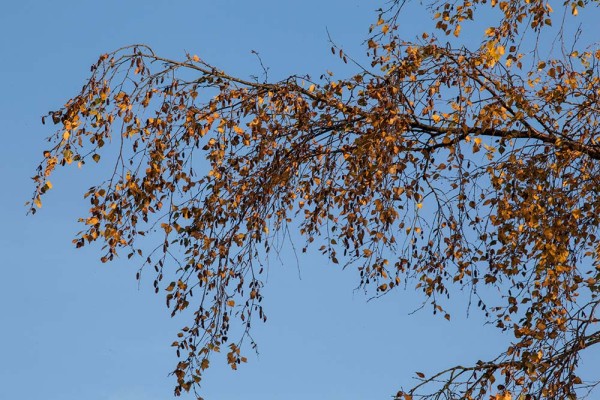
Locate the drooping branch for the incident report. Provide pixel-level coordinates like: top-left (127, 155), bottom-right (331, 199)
top-left (32, 1), bottom-right (600, 397)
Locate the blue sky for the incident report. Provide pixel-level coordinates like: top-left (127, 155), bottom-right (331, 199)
top-left (1, 1), bottom-right (597, 400)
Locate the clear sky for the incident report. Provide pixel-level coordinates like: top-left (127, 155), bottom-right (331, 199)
top-left (1, 1), bottom-right (596, 400)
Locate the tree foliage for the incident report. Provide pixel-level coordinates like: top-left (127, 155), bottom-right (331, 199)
top-left (32, 0), bottom-right (600, 398)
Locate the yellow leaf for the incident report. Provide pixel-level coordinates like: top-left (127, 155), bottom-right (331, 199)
top-left (192, 55), bottom-right (200, 62)
top-left (86, 217), bottom-right (99, 225)
top-left (382, 24), bottom-right (389, 34)
top-left (227, 299), bottom-right (235, 307)
top-left (453, 25), bottom-right (461, 37)
top-left (63, 131), bottom-right (70, 140)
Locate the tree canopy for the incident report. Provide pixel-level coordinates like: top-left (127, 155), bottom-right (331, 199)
top-left (32, 0), bottom-right (600, 399)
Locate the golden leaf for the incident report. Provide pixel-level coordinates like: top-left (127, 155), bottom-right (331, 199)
top-left (453, 25), bottom-right (461, 37)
